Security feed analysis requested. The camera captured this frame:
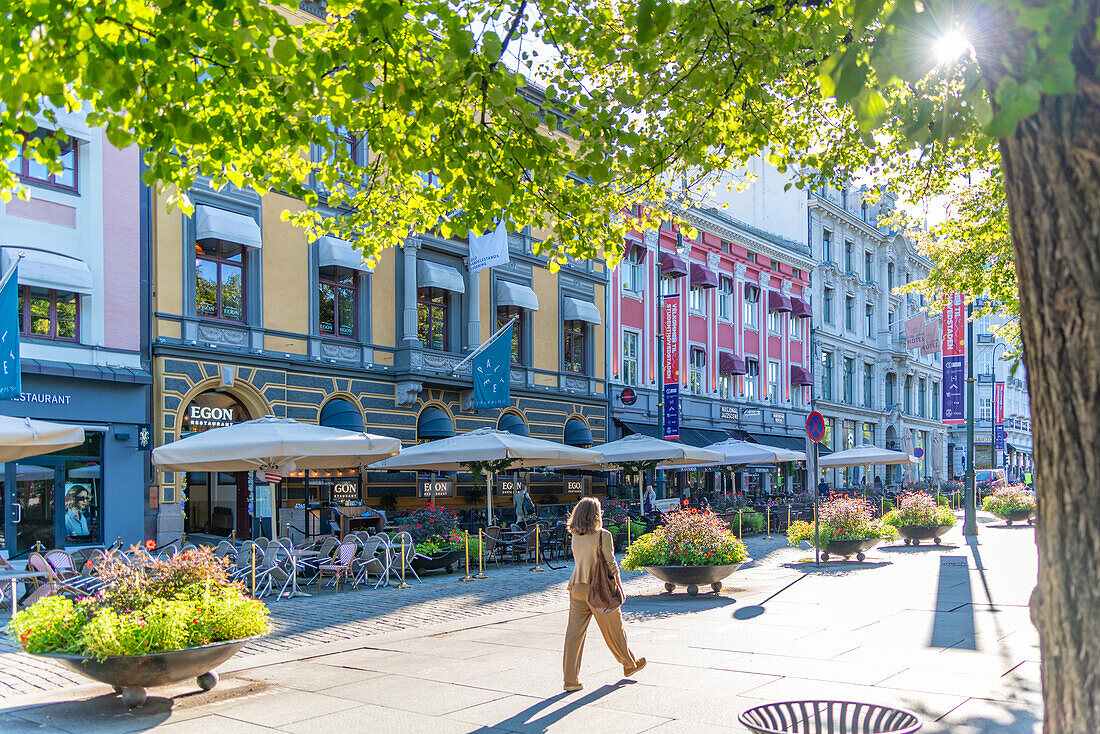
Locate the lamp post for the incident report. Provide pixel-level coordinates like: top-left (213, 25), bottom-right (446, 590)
top-left (963, 300), bottom-right (978, 536)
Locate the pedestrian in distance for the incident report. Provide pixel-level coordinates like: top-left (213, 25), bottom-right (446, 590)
top-left (513, 485), bottom-right (534, 526)
top-left (563, 496), bottom-right (645, 692)
top-left (643, 484), bottom-right (657, 515)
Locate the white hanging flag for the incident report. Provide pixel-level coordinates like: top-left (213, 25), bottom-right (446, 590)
top-left (469, 220), bottom-right (509, 272)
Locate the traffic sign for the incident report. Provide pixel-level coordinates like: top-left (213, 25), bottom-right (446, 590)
top-left (913, 447), bottom-right (924, 459)
top-left (806, 411), bottom-right (826, 443)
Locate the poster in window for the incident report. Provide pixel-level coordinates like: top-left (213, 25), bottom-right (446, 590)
top-left (64, 482), bottom-right (93, 540)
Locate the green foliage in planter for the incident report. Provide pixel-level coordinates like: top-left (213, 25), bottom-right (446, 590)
top-left (981, 486), bottom-right (1036, 515)
top-left (787, 495), bottom-right (898, 547)
top-left (882, 492), bottom-right (956, 528)
top-left (8, 548), bottom-right (269, 658)
top-left (733, 509), bottom-right (766, 534)
top-left (622, 509), bottom-right (746, 570)
top-left (607, 520), bottom-right (646, 538)
top-left (417, 530), bottom-right (479, 556)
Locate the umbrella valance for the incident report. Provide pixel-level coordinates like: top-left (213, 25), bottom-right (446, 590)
top-left (700, 439), bottom-right (806, 465)
top-left (563, 434), bottom-right (723, 470)
top-left (818, 443), bottom-right (916, 468)
top-left (0, 415), bottom-right (85, 463)
top-left (369, 428), bottom-right (600, 471)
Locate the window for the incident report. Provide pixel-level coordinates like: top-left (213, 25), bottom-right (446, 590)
top-left (918, 377), bottom-right (927, 417)
top-left (823, 417), bottom-right (834, 450)
top-left (621, 331), bottom-right (640, 386)
top-left (19, 287), bottom-right (79, 341)
top-left (821, 351), bottom-right (833, 401)
top-left (861, 200), bottom-right (869, 221)
top-left (417, 288), bottom-right (448, 350)
top-left (845, 296), bottom-right (854, 330)
top-left (843, 419), bottom-right (857, 450)
top-left (660, 275), bottom-right (678, 296)
top-left (747, 252), bottom-right (756, 264)
top-left (771, 261), bottom-right (780, 272)
top-left (904, 375), bottom-right (913, 414)
top-left (841, 187), bottom-right (849, 210)
top-left (822, 230), bottom-right (832, 263)
top-left (497, 306), bottom-right (524, 364)
top-left (744, 286), bottom-right (759, 329)
top-left (979, 397), bottom-right (992, 421)
top-left (689, 348), bottom-right (706, 395)
top-left (885, 373), bottom-right (896, 406)
top-left (318, 265), bottom-right (357, 339)
top-left (863, 422), bottom-right (874, 445)
top-left (790, 315), bottom-right (802, 340)
top-left (622, 247), bottom-right (646, 293)
top-left (844, 240), bottom-right (853, 272)
top-left (793, 267), bottom-right (801, 279)
top-left (689, 285), bottom-right (707, 315)
top-left (888, 309), bottom-right (895, 338)
top-left (864, 252), bottom-right (873, 281)
top-left (865, 303), bottom-right (874, 337)
top-left (720, 239), bottom-right (731, 253)
top-left (933, 382), bottom-right (940, 419)
top-left (718, 373), bottom-right (732, 399)
top-left (824, 288), bottom-right (834, 324)
top-left (863, 364), bottom-right (874, 408)
top-left (888, 263), bottom-right (895, 291)
top-left (843, 358), bottom-right (854, 404)
top-left (976, 314), bottom-right (992, 338)
top-left (745, 360), bottom-right (759, 400)
top-left (563, 320), bottom-right (586, 373)
top-left (196, 240), bottom-right (245, 322)
top-left (978, 349), bottom-right (993, 375)
top-left (718, 277), bottom-right (733, 320)
top-left (12, 130), bottom-right (77, 191)
top-left (768, 360), bottom-right (780, 404)
top-left (767, 308), bottom-right (782, 335)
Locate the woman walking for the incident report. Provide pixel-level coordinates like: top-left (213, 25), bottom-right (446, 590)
top-left (563, 497), bottom-right (645, 692)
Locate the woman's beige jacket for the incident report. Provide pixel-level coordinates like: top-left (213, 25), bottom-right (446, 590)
top-left (568, 528), bottom-right (620, 588)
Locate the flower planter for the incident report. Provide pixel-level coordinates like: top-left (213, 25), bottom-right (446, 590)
top-left (994, 509), bottom-right (1035, 526)
top-left (815, 537), bottom-right (882, 561)
top-left (33, 635), bottom-right (260, 708)
top-left (644, 561), bottom-right (750, 596)
top-left (411, 549), bottom-right (464, 574)
top-left (896, 525), bottom-right (954, 546)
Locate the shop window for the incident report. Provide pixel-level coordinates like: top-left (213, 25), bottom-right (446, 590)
top-left (823, 417), bottom-right (834, 450)
top-left (563, 320), bottom-right (586, 373)
top-left (417, 287), bottom-right (448, 350)
top-left (318, 265), bottom-right (357, 339)
top-left (497, 305), bottom-right (524, 364)
top-left (718, 277), bottom-right (733, 320)
top-left (12, 130), bottom-right (77, 192)
top-left (718, 373), bottom-right (732, 399)
top-left (689, 347), bottom-right (706, 395)
top-left (19, 287), bottom-right (79, 341)
top-left (195, 239), bottom-right (245, 322)
top-left (621, 330), bottom-right (640, 386)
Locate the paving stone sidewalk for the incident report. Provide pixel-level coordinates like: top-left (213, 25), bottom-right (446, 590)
top-left (0, 515), bottom-right (1042, 732)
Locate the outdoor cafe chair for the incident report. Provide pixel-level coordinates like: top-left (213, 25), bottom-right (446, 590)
top-left (44, 550), bottom-right (104, 594)
top-left (232, 541), bottom-right (262, 583)
top-left (317, 541), bottom-right (358, 593)
top-left (388, 531), bottom-right (422, 583)
top-left (25, 552), bottom-right (86, 603)
top-left (481, 526), bottom-right (504, 567)
top-left (299, 536), bottom-right (339, 585)
top-left (352, 537), bottom-right (390, 589)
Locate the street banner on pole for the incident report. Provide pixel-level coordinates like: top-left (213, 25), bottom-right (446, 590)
top-left (0, 263), bottom-right (20, 400)
top-left (662, 297), bottom-right (680, 439)
top-left (994, 381), bottom-right (1006, 452)
top-left (941, 292), bottom-right (966, 424)
top-left (472, 322), bottom-right (512, 409)
top-left (469, 220), bottom-right (509, 272)
top-left (905, 314), bottom-right (926, 350)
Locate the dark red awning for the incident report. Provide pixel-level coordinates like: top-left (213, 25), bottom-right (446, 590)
top-left (659, 250), bottom-right (688, 277)
top-left (768, 291), bottom-right (792, 312)
top-left (791, 365), bottom-right (814, 386)
top-left (719, 352), bottom-right (747, 375)
top-left (689, 262), bottom-right (718, 289)
top-left (790, 297), bottom-right (813, 318)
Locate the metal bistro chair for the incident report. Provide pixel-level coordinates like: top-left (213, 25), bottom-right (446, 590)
top-left (481, 526), bottom-right (504, 567)
top-left (317, 541), bottom-right (358, 593)
top-left (352, 537), bottom-right (390, 590)
top-left (388, 531), bottom-right (421, 583)
top-left (44, 550), bottom-right (104, 594)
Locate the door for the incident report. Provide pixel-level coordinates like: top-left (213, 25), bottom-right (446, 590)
top-left (13, 463), bottom-right (57, 555)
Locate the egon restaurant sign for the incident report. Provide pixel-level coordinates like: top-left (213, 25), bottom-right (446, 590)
top-left (182, 392), bottom-right (248, 432)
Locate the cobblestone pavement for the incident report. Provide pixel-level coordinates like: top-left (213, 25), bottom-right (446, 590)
top-left (0, 535), bottom-right (793, 698)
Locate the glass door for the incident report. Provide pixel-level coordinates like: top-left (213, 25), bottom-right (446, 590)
top-left (14, 463), bottom-right (57, 555)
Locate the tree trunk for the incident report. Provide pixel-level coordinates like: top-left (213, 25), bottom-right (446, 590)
top-left (996, 11), bottom-right (1100, 728)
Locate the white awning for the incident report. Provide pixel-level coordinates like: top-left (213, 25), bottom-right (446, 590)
top-left (417, 260), bottom-right (465, 293)
top-left (318, 236), bottom-right (371, 272)
top-left (2, 248), bottom-right (93, 294)
top-left (497, 281), bottom-right (539, 311)
top-left (562, 297), bottom-right (601, 325)
top-left (195, 205), bottom-right (262, 249)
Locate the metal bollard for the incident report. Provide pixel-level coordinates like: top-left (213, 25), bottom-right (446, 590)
top-left (738, 511), bottom-right (742, 538)
top-left (181, 531), bottom-right (186, 545)
top-left (765, 507), bottom-right (772, 539)
top-left (531, 526), bottom-right (545, 572)
top-left (460, 530), bottom-right (475, 582)
top-left (787, 504), bottom-right (791, 531)
top-left (475, 528), bottom-right (488, 579)
top-left (395, 538), bottom-right (411, 589)
top-left (250, 544), bottom-right (256, 598)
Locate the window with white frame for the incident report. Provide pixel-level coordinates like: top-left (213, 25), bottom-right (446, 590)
top-left (621, 247), bottom-right (646, 294)
top-left (824, 288), bottom-right (834, 324)
top-left (744, 285), bottom-right (759, 329)
top-left (768, 360), bottom-right (781, 404)
top-left (822, 230), bottom-right (832, 263)
top-left (745, 360), bottom-right (759, 400)
top-left (689, 285), bottom-right (707, 315)
top-left (790, 315), bottom-right (802, 340)
top-left (718, 373), bottom-right (732, 399)
top-left (621, 330), bottom-right (640, 386)
top-left (718, 277), bottom-right (733, 321)
top-left (865, 303), bottom-right (874, 337)
top-left (767, 308), bottom-right (782, 335)
top-left (689, 347), bottom-right (706, 395)
top-left (977, 349), bottom-right (993, 375)
top-left (660, 275), bottom-right (677, 296)
top-left (979, 396), bottom-right (992, 421)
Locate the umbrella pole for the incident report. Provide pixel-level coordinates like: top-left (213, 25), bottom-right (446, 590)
top-left (486, 471), bottom-right (494, 526)
top-left (270, 482), bottom-right (279, 540)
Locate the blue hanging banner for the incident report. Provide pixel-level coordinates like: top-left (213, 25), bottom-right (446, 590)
top-left (0, 264), bottom-right (20, 400)
top-left (472, 322), bottom-right (512, 409)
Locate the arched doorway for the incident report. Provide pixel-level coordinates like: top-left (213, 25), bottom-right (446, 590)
top-left (180, 390), bottom-right (252, 538)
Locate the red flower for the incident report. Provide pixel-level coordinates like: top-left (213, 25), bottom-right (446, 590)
top-left (416, 524), bottom-right (421, 528)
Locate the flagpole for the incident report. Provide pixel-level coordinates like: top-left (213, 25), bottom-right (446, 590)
top-left (451, 315), bottom-right (518, 374)
top-left (0, 252), bottom-right (25, 292)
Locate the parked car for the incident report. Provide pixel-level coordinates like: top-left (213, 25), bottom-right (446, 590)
top-left (976, 469), bottom-right (1008, 494)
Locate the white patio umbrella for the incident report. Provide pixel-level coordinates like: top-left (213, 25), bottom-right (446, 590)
top-left (819, 443), bottom-right (917, 468)
top-left (153, 415), bottom-right (402, 538)
top-left (0, 415), bottom-right (85, 463)
top-left (700, 438), bottom-right (806, 466)
top-left (68, 464), bottom-right (101, 479)
top-left (562, 434), bottom-right (725, 509)
top-left (0, 464), bottom-right (54, 481)
top-left (369, 428), bottom-right (602, 523)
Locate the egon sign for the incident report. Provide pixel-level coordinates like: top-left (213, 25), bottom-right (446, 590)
top-left (182, 392), bottom-right (249, 433)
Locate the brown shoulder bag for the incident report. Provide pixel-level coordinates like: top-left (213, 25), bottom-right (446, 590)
top-left (588, 532), bottom-right (625, 613)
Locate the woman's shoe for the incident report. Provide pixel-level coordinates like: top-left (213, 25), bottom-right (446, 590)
top-left (623, 658), bottom-right (647, 677)
top-left (563, 683), bottom-right (584, 692)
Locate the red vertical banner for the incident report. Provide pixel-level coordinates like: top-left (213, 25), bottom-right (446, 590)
top-left (994, 381), bottom-right (1004, 424)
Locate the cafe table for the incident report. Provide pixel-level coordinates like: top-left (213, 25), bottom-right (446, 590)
top-left (0, 570), bottom-right (48, 613)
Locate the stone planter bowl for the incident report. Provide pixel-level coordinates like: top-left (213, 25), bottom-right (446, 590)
top-left (411, 549), bottom-right (464, 574)
top-left (994, 508), bottom-right (1035, 526)
top-left (896, 525), bottom-right (954, 546)
top-left (814, 537), bottom-right (882, 562)
top-left (644, 561), bottom-right (749, 596)
top-left (34, 635), bottom-right (260, 708)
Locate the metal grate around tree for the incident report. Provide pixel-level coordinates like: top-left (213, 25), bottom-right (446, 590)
top-left (739, 700), bottom-right (922, 734)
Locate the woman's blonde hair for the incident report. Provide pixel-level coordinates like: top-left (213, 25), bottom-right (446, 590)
top-left (567, 496), bottom-right (602, 535)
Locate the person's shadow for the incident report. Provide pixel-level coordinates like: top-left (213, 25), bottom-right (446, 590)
top-left (471, 683), bottom-right (628, 732)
